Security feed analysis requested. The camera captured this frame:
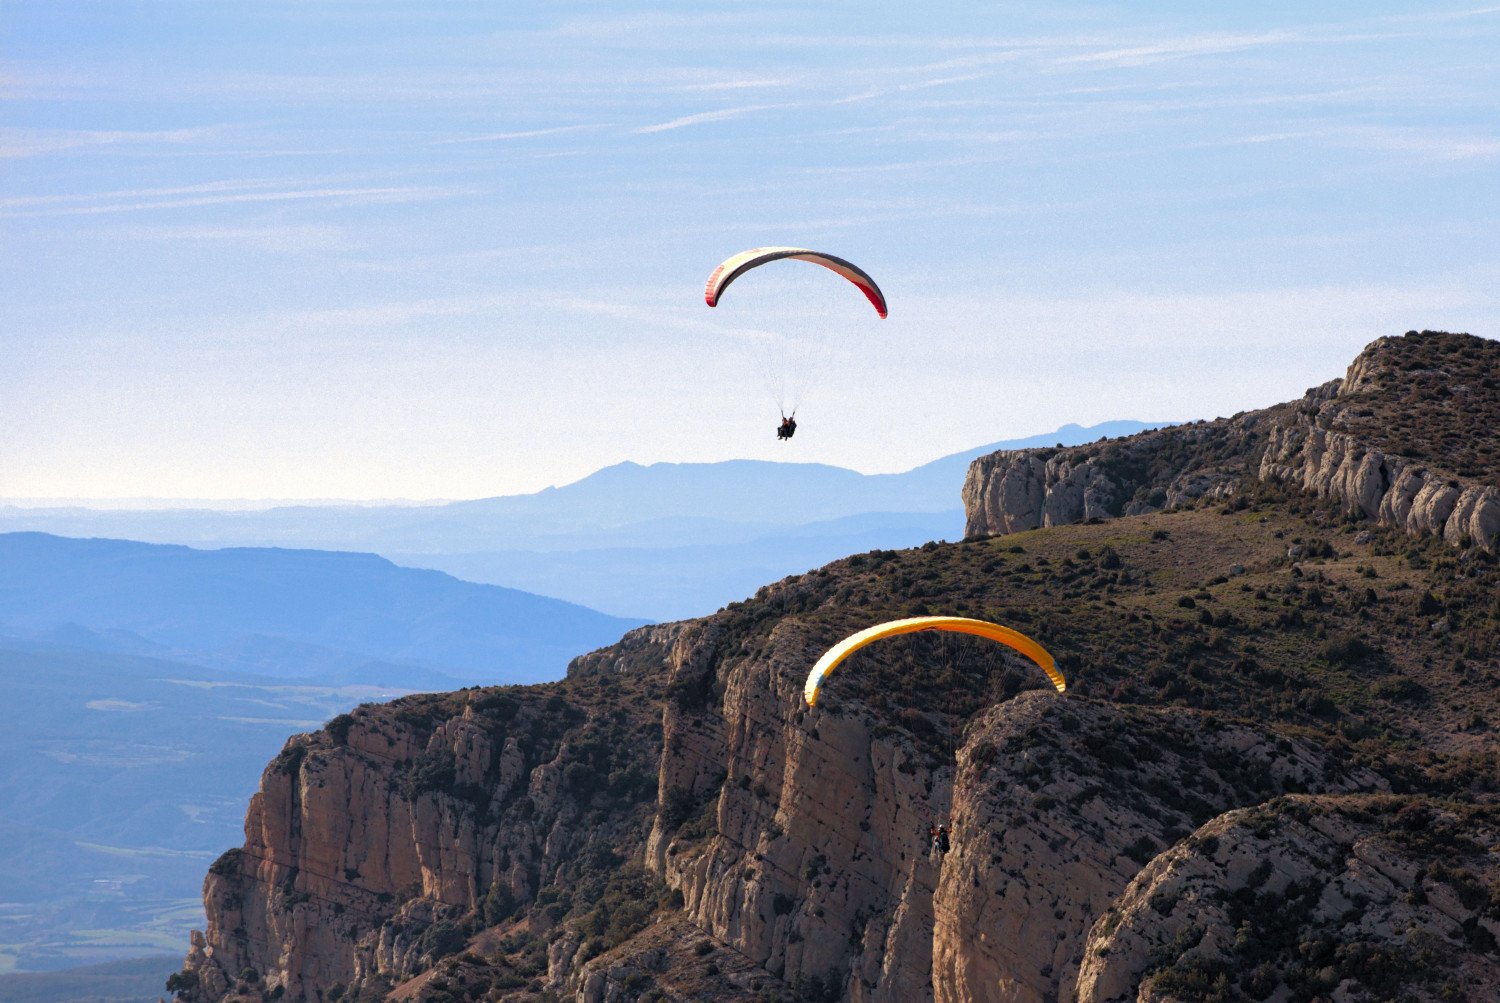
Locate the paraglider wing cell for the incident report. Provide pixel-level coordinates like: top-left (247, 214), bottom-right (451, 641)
top-left (803, 616), bottom-right (1065, 707)
top-left (704, 247), bottom-right (887, 318)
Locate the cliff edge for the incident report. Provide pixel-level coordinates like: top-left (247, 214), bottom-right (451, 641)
top-left (173, 331), bottom-right (1500, 1002)
top-left (963, 331), bottom-right (1500, 553)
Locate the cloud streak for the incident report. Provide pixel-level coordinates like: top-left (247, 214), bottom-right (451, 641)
top-left (430, 124), bottom-right (601, 145)
top-left (0, 125), bottom-right (229, 159)
top-left (0, 184), bottom-right (471, 217)
top-left (634, 103), bottom-right (791, 134)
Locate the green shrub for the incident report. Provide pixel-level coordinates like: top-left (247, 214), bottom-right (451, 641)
top-left (1320, 634), bottom-right (1380, 667)
top-left (483, 880), bottom-right (518, 926)
top-left (165, 970), bottom-right (198, 997)
top-left (404, 747), bottom-right (457, 799)
top-left (418, 920), bottom-right (468, 961)
top-left (208, 848), bottom-right (242, 877)
top-left (325, 714), bottom-right (355, 745)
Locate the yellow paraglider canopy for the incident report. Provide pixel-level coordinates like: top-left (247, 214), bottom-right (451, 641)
top-left (803, 616), bottom-right (1065, 707)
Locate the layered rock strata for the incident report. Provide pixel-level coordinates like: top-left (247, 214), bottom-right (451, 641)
top-left (964, 332), bottom-right (1500, 551)
top-left (175, 331), bottom-right (1500, 1002)
top-left (183, 624), bottom-right (687, 1002)
top-left (648, 613), bottom-right (960, 1003)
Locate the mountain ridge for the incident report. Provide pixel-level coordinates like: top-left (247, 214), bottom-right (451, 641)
top-left (965, 332), bottom-right (1500, 553)
top-left (0, 421), bottom-right (1166, 545)
top-left (172, 332), bottom-right (1500, 1003)
top-left (0, 532), bottom-right (644, 685)
top-left (0, 422), bottom-right (1168, 620)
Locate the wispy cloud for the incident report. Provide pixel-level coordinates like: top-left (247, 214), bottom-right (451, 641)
top-left (110, 223), bottom-right (352, 253)
top-left (184, 296), bottom-right (514, 345)
top-left (0, 125), bottom-right (228, 159)
top-left (0, 179), bottom-right (282, 208)
top-left (1056, 30), bottom-right (1308, 68)
top-left (0, 184), bottom-right (470, 218)
top-left (1332, 124), bottom-right (1500, 161)
top-left (800, 153), bottom-right (1023, 176)
top-left (263, 296), bottom-right (507, 331)
top-left (678, 77), bottom-right (794, 93)
top-left (0, 62), bottom-right (98, 101)
top-left (834, 71), bottom-right (995, 106)
top-left (634, 103), bottom-right (790, 134)
top-left (545, 296), bottom-right (729, 338)
top-left (1392, 5), bottom-right (1500, 21)
top-left (430, 124), bottom-right (601, 146)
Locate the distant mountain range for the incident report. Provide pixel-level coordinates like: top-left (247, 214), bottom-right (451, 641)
top-left (0, 422), bottom-right (1166, 619)
top-left (0, 533), bottom-right (644, 686)
top-left (0, 534), bottom-right (641, 973)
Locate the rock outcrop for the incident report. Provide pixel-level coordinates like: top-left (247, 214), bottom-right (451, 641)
top-left (964, 331), bottom-right (1500, 552)
top-left (182, 624), bottom-right (689, 1002)
top-left (931, 696), bottom-right (1383, 1003)
top-left (646, 611), bottom-right (956, 1003)
top-left (1076, 795), bottom-right (1500, 1002)
top-left (173, 331), bottom-right (1500, 1003)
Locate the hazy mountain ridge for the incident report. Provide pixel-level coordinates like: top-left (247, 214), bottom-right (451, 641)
top-left (0, 423), bottom-right (1164, 619)
top-left (0, 423), bottom-right (1158, 545)
top-left (0, 533), bottom-right (644, 686)
top-left (173, 332), bottom-right (1499, 1002)
top-left (389, 509), bottom-right (963, 620)
top-left (0, 536), bottom-right (642, 972)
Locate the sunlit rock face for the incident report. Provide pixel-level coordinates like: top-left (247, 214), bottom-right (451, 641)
top-left (965, 331), bottom-right (1500, 554)
top-left (929, 694), bottom-right (1382, 1003)
top-left (176, 621), bottom-right (1388, 1003)
top-left (176, 330), bottom-right (1500, 1002)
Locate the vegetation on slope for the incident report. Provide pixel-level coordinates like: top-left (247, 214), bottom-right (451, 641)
top-left (173, 334), bottom-right (1500, 1002)
top-left (1335, 330), bottom-right (1500, 480)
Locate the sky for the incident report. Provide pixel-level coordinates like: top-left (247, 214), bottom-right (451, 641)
top-left (3, 1), bottom-right (1498, 501)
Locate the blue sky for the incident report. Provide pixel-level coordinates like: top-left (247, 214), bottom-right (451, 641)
top-left (4, 2), bottom-right (1498, 500)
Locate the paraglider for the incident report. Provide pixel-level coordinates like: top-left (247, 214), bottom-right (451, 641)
top-left (704, 247), bottom-right (888, 319)
top-left (802, 615), bottom-right (1065, 707)
top-left (704, 248), bottom-right (887, 440)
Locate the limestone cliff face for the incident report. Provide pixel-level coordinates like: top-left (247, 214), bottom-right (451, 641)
top-left (181, 582), bottom-right (983, 1003)
top-left (1258, 420), bottom-right (1500, 550)
top-left (176, 599), bottom-right (1400, 1003)
top-left (175, 331), bottom-right (1500, 1003)
top-left (182, 623), bottom-right (685, 1002)
top-left (930, 695), bottom-right (1383, 1003)
top-left (1075, 795), bottom-right (1500, 1002)
top-left (961, 417), bottom-right (1261, 537)
top-left (647, 611), bottom-right (953, 1003)
top-left (964, 332), bottom-right (1500, 551)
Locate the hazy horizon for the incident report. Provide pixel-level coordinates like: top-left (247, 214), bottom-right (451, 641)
top-left (0, 417), bottom-right (1165, 507)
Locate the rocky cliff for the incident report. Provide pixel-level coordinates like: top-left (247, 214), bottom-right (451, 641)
top-left (1076, 795), bottom-right (1500, 1002)
top-left (963, 331), bottom-right (1500, 553)
top-left (174, 332), bottom-right (1500, 1003)
top-left (931, 696), bottom-right (1383, 1003)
